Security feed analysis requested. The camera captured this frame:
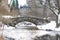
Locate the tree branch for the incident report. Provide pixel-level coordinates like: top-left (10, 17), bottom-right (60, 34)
top-left (39, 0), bottom-right (58, 16)
top-left (47, 6), bottom-right (58, 16)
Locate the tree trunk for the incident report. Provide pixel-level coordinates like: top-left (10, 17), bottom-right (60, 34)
top-left (0, 0), bottom-right (1, 2)
top-left (56, 15), bottom-right (59, 28)
top-left (56, 34), bottom-right (59, 40)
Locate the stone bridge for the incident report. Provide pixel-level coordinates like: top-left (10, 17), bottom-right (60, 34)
top-left (7, 17), bottom-right (50, 26)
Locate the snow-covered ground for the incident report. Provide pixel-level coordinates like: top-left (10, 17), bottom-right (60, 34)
top-left (3, 29), bottom-right (60, 40)
top-left (37, 21), bottom-right (56, 30)
top-left (3, 30), bottom-right (56, 40)
top-left (37, 21), bottom-right (60, 32)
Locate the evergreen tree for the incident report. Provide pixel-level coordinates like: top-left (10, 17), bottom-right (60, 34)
top-left (10, 0), bottom-right (18, 9)
top-left (10, 0), bottom-right (18, 12)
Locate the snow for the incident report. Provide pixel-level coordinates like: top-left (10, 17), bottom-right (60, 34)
top-left (37, 21), bottom-right (60, 32)
top-left (54, 27), bottom-right (60, 31)
top-left (37, 21), bottom-right (56, 30)
top-left (2, 15), bottom-right (14, 18)
top-left (2, 21), bottom-right (60, 40)
top-left (15, 21), bottom-right (36, 29)
top-left (3, 30), bottom-right (56, 40)
top-left (4, 25), bottom-right (15, 29)
top-left (2, 21), bottom-right (60, 31)
top-left (3, 30), bottom-right (34, 40)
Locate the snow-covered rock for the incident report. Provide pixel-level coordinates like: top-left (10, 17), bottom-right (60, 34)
top-left (37, 21), bottom-right (56, 30)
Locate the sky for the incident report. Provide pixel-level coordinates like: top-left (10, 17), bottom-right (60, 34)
top-left (18, 0), bottom-right (27, 6)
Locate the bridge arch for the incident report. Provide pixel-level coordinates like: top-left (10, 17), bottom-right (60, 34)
top-left (9, 17), bottom-right (50, 26)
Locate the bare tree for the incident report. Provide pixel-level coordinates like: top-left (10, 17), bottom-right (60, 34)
top-left (39, 0), bottom-right (60, 28)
